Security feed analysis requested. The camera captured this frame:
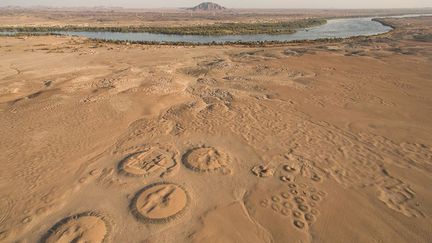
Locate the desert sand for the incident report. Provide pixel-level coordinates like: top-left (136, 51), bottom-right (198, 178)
top-left (0, 15), bottom-right (432, 243)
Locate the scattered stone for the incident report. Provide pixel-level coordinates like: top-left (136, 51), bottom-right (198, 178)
top-left (251, 165), bottom-right (275, 177)
top-left (283, 164), bottom-right (296, 172)
top-left (294, 220), bottom-right (305, 229)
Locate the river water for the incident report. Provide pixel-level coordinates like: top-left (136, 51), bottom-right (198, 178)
top-left (1, 14), bottom-right (431, 44)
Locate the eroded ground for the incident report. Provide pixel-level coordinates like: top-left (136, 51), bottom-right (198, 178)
top-left (0, 17), bottom-right (431, 242)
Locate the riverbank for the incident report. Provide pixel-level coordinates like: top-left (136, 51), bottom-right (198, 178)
top-left (4, 14), bottom-right (431, 45)
top-left (0, 18), bottom-right (326, 35)
top-left (0, 16), bottom-right (391, 45)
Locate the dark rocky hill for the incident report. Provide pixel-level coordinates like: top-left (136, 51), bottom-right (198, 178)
top-left (189, 2), bottom-right (226, 11)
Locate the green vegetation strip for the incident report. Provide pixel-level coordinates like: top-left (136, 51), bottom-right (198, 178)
top-left (0, 19), bottom-right (326, 35)
top-left (371, 18), bottom-right (396, 29)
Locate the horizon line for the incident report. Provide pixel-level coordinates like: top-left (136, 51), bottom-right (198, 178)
top-left (1, 5), bottom-right (432, 10)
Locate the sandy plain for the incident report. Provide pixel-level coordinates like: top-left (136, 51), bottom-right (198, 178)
top-left (0, 13), bottom-right (432, 243)
top-left (1, 7), bottom-right (431, 27)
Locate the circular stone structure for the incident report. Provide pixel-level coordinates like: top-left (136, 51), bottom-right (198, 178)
top-left (182, 146), bottom-right (229, 172)
top-left (42, 212), bottom-right (110, 243)
top-left (118, 146), bottom-right (176, 177)
top-left (131, 182), bottom-right (189, 223)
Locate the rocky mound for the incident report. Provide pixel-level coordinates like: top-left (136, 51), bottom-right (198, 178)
top-left (189, 2), bottom-right (226, 11)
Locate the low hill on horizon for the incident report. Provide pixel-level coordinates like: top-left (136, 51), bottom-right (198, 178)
top-left (189, 2), bottom-right (226, 11)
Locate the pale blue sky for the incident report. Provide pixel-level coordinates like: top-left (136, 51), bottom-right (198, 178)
top-left (1, 0), bottom-right (431, 9)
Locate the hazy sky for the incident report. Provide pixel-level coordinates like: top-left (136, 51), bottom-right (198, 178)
top-left (1, 0), bottom-right (431, 9)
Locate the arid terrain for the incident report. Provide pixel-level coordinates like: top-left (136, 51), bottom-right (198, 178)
top-left (0, 12), bottom-right (432, 243)
top-left (1, 7), bottom-right (431, 27)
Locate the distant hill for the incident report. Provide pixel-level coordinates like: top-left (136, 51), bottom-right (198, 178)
top-left (189, 2), bottom-right (226, 11)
